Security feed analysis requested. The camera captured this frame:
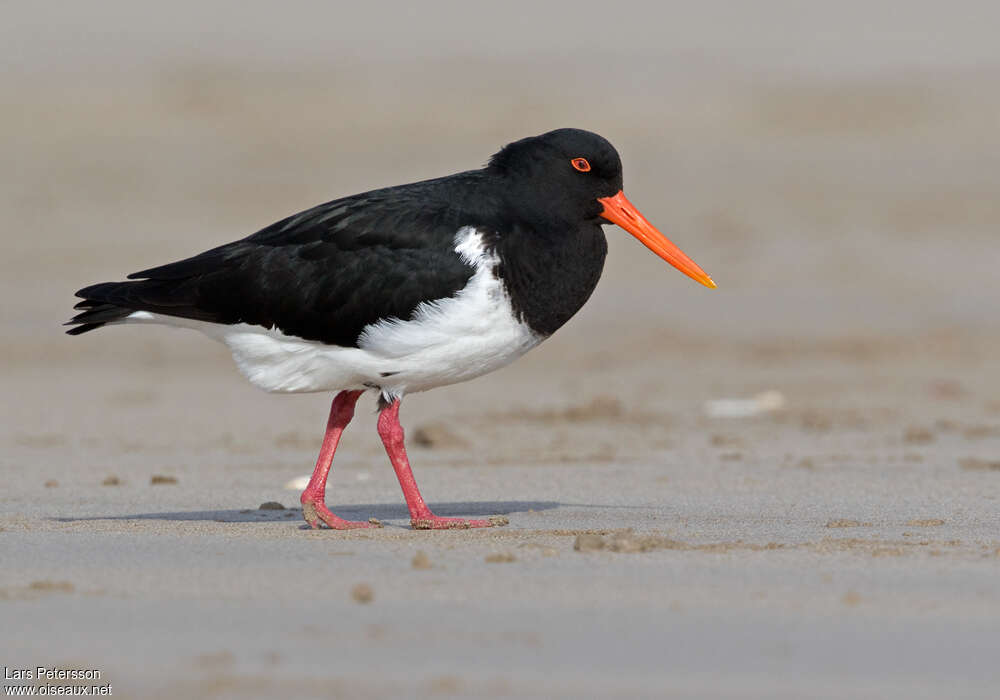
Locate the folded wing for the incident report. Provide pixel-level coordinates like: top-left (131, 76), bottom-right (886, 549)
top-left (68, 177), bottom-right (484, 348)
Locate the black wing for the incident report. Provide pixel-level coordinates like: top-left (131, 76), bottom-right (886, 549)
top-left (68, 173), bottom-right (490, 347)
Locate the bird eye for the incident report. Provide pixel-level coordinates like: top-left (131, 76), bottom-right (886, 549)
top-left (571, 157), bottom-right (591, 172)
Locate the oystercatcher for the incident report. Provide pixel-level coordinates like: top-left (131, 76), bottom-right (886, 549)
top-left (67, 128), bottom-right (715, 530)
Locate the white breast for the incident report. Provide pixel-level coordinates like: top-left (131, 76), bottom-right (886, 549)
top-left (124, 227), bottom-right (544, 399)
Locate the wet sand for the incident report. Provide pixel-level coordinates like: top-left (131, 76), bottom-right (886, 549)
top-left (3, 3), bottom-right (1000, 698)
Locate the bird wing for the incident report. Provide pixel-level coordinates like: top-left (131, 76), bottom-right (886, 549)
top-left (71, 177), bottom-right (483, 347)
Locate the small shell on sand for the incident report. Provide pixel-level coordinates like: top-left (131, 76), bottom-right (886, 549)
top-left (704, 391), bottom-right (785, 418)
top-left (283, 475), bottom-right (311, 490)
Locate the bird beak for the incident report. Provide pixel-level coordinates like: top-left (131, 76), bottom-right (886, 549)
top-left (598, 190), bottom-right (717, 289)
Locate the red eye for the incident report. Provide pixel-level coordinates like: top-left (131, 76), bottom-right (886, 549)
top-left (571, 157), bottom-right (591, 172)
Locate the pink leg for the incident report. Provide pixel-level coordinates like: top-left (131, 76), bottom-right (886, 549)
top-left (300, 390), bottom-right (381, 530)
top-left (377, 398), bottom-right (508, 530)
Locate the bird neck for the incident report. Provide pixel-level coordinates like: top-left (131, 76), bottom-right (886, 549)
top-left (492, 222), bottom-right (608, 337)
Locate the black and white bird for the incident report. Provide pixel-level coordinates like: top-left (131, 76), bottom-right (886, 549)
top-left (67, 128), bottom-right (715, 530)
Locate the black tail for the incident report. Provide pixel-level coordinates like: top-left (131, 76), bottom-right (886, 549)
top-left (67, 272), bottom-right (228, 335)
top-left (66, 282), bottom-right (136, 335)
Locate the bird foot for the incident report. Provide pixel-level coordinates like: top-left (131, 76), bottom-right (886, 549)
top-left (410, 515), bottom-right (509, 530)
top-left (301, 500), bottom-right (383, 530)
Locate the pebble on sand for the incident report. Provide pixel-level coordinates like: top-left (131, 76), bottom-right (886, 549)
top-left (574, 534), bottom-right (606, 552)
top-left (150, 475), bottom-right (178, 485)
top-left (258, 501), bottom-right (285, 510)
top-left (411, 551), bottom-right (432, 569)
top-left (825, 519), bottom-right (866, 528)
top-left (485, 552), bottom-right (516, 563)
top-left (959, 458), bottom-right (1000, 471)
top-left (351, 583), bottom-right (374, 604)
top-left (44, 479), bottom-right (58, 488)
top-left (102, 475), bottom-right (121, 486)
top-left (412, 423), bottom-right (469, 448)
top-left (903, 426), bottom-right (934, 444)
top-left (842, 591), bottom-right (862, 606)
top-left (906, 518), bottom-right (945, 527)
top-left (29, 580), bottom-right (75, 593)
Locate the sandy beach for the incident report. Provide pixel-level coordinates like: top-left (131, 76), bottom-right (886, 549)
top-left (3, 2), bottom-right (1000, 697)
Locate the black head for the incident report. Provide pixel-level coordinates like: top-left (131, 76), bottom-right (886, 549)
top-left (487, 128), bottom-right (624, 226)
top-left (486, 128), bottom-right (716, 289)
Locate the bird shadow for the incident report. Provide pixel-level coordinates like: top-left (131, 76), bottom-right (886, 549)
top-left (52, 500), bottom-right (560, 527)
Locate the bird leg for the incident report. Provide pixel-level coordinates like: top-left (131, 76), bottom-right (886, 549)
top-left (300, 390), bottom-right (381, 529)
top-left (377, 398), bottom-right (508, 530)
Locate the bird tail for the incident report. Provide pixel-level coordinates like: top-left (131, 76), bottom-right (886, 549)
top-left (65, 282), bottom-right (136, 335)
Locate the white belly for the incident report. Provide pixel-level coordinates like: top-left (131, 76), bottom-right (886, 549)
top-left (124, 228), bottom-right (544, 399)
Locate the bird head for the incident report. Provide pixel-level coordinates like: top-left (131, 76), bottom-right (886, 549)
top-left (489, 128), bottom-right (716, 289)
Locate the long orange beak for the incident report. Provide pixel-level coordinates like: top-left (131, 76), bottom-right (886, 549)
top-left (598, 190), bottom-right (716, 289)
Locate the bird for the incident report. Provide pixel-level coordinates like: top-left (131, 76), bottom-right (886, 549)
top-left (67, 128), bottom-right (715, 530)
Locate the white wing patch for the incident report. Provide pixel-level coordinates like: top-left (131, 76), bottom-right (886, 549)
top-left (121, 227), bottom-right (543, 397)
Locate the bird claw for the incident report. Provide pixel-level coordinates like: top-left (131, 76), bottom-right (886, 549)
top-left (301, 500), bottom-right (383, 529)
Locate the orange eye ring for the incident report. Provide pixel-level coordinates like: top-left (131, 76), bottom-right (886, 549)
top-left (571, 157), bottom-right (591, 172)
